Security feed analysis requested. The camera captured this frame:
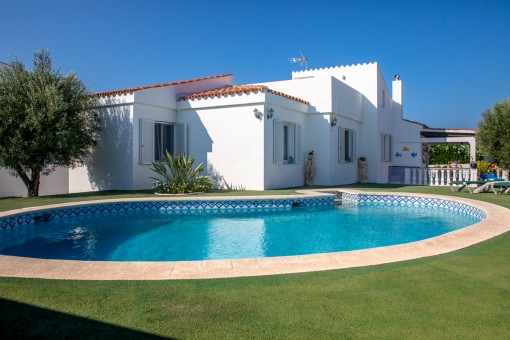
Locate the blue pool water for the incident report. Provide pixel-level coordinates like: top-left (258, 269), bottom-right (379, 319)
top-left (0, 202), bottom-right (481, 261)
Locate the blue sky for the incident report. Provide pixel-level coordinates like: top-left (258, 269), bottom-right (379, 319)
top-left (1, 0), bottom-right (509, 129)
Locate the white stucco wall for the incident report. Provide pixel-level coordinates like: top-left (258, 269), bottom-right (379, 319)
top-left (392, 119), bottom-right (424, 168)
top-left (332, 78), bottom-right (363, 122)
top-left (258, 76), bottom-right (332, 113)
top-left (179, 90), bottom-right (311, 190)
top-left (292, 63), bottom-right (379, 107)
top-left (65, 76), bottom-right (235, 193)
top-left (263, 97), bottom-right (309, 189)
top-left (132, 103), bottom-right (177, 190)
top-left (287, 63), bottom-right (383, 184)
top-left (302, 114), bottom-right (330, 186)
top-left (180, 93), bottom-right (267, 190)
top-left (0, 167), bottom-right (69, 197)
top-left (374, 68), bottom-right (396, 182)
top-left (0, 168), bottom-right (27, 197)
top-left (262, 68), bottom-right (369, 186)
top-left (330, 119), bottom-right (363, 185)
top-left (68, 99), bottom-right (135, 193)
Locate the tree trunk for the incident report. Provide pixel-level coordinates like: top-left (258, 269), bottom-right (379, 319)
top-left (27, 171), bottom-right (41, 197)
top-left (12, 165), bottom-right (41, 197)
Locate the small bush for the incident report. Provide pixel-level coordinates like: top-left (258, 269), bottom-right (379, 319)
top-left (476, 160), bottom-right (491, 174)
top-left (150, 152), bottom-right (212, 194)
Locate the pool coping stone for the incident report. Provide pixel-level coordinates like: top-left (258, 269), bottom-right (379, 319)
top-left (0, 189), bottom-right (509, 280)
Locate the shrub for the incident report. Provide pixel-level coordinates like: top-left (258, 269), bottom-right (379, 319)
top-left (150, 152), bottom-right (212, 194)
top-left (476, 161), bottom-right (491, 174)
top-left (428, 144), bottom-right (470, 165)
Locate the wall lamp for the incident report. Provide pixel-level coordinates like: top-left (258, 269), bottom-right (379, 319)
top-left (331, 117), bottom-right (337, 126)
top-left (253, 108), bottom-right (262, 120)
top-left (267, 108), bottom-right (274, 119)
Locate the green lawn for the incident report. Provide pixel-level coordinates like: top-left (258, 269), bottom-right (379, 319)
top-left (0, 185), bottom-right (509, 338)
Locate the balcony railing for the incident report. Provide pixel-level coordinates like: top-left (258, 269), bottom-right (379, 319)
top-left (407, 168), bottom-right (477, 186)
top-left (389, 166), bottom-right (509, 186)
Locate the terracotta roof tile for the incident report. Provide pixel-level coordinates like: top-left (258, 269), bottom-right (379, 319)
top-left (181, 85), bottom-right (310, 105)
top-left (94, 74), bottom-right (233, 97)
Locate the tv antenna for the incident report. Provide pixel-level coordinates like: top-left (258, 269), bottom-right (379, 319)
top-left (289, 52), bottom-right (308, 70)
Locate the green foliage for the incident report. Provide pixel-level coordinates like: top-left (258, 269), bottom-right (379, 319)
top-left (0, 50), bottom-right (99, 196)
top-left (150, 152), bottom-right (212, 194)
top-left (428, 144), bottom-right (470, 165)
top-left (476, 160), bottom-right (491, 174)
top-left (477, 99), bottom-right (510, 168)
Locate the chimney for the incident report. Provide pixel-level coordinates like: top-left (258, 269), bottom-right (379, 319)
top-left (392, 74), bottom-right (402, 116)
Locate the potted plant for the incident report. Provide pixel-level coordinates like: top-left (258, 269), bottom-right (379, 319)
top-left (470, 161), bottom-right (477, 169)
top-left (450, 160), bottom-right (459, 168)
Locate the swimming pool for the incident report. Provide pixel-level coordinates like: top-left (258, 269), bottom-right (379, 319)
top-left (1, 190), bottom-right (508, 280)
top-left (0, 192), bottom-right (484, 261)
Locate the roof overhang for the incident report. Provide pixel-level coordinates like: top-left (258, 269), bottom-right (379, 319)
top-left (420, 128), bottom-right (476, 138)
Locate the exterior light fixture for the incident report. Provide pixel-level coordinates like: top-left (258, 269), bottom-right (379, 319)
top-left (253, 108), bottom-right (262, 120)
top-left (267, 108), bottom-right (274, 119)
top-left (331, 117), bottom-right (337, 126)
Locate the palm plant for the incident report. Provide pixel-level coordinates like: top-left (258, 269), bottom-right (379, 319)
top-left (150, 152), bottom-right (212, 194)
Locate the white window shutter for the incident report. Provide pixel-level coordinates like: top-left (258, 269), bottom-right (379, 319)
top-left (339, 127), bottom-right (347, 163)
top-left (353, 131), bottom-right (357, 161)
top-left (176, 123), bottom-right (187, 155)
top-left (295, 124), bottom-right (302, 163)
top-left (338, 126), bottom-right (342, 163)
top-left (381, 133), bottom-right (385, 162)
top-left (274, 120), bottom-right (283, 164)
top-left (140, 119), bottom-right (153, 164)
top-left (389, 135), bottom-right (393, 162)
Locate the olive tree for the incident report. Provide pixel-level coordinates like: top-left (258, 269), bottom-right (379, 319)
top-left (477, 99), bottom-right (510, 169)
top-left (0, 50), bottom-right (99, 197)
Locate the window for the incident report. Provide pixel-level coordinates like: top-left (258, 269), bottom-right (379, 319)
top-left (382, 133), bottom-right (392, 162)
top-left (274, 120), bottom-right (301, 164)
top-left (154, 123), bottom-right (174, 161)
top-left (339, 127), bottom-right (356, 163)
top-left (140, 119), bottom-right (186, 164)
top-left (381, 89), bottom-right (386, 107)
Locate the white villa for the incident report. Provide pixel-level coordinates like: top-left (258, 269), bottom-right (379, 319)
top-left (0, 62), bottom-right (477, 197)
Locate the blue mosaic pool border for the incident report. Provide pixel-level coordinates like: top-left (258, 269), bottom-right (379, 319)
top-left (0, 196), bottom-right (334, 230)
top-left (0, 192), bottom-right (486, 230)
top-left (339, 192), bottom-right (487, 220)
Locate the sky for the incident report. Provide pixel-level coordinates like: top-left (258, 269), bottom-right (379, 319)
top-left (1, 0), bottom-right (509, 129)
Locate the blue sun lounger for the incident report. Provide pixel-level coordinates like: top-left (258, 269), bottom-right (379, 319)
top-left (449, 174), bottom-right (506, 193)
top-left (449, 180), bottom-right (490, 193)
top-left (492, 182), bottom-right (510, 195)
top-left (479, 174), bottom-right (505, 181)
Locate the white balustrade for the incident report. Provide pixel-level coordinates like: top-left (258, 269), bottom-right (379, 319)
top-left (403, 167), bottom-right (478, 186)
